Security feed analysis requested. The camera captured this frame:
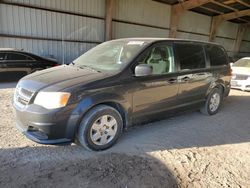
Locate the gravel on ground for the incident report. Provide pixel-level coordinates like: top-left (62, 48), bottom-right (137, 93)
top-left (0, 83), bottom-right (249, 188)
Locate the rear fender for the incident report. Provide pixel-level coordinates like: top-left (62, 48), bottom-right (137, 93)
top-left (206, 79), bottom-right (225, 98)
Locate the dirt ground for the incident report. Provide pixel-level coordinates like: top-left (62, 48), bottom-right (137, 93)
top-left (0, 83), bottom-right (249, 188)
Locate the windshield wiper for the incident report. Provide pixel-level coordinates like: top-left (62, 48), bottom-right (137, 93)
top-left (78, 65), bottom-right (102, 73)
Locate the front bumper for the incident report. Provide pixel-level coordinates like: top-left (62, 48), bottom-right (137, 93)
top-left (231, 80), bottom-right (250, 91)
top-left (13, 103), bottom-right (79, 145)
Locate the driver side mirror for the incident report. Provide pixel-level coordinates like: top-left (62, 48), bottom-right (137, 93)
top-left (135, 64), bottom-right (152, 77)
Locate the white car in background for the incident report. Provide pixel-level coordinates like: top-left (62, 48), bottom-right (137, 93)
top-left (231, 57), bottom-right (250, 91)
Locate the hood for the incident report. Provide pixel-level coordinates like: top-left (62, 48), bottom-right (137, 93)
top-left (18, 65), bottom-right (109, 92)
top-left (232, 67), bottom-right (250, 75)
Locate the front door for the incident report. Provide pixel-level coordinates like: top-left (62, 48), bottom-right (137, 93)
top-left (131, 42), bottom-right (180, 119)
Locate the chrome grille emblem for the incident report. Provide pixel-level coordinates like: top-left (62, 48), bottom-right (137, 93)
top-left (14, 85), bottom-right (34, 108)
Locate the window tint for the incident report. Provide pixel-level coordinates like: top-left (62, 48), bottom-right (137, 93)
top-left (0, 53), bottom-right (6, 61)
top-left (175, 43), bottom-right (206, 70)
top-left (206, 45), bottom-right (228, 66)
top-left (138, 44), bottom-right (175, 75)
top-left (6, 53), bottom-right (31, 61)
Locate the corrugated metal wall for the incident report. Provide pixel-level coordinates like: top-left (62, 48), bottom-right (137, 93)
top-left (0, 0), bottom-right (249, 63)
top-left (112, 0), bottom-right (170, 38)
top-left (0, 0), bottom-right (105, 63)
top-left (112, 0), bottom-right (250, 57)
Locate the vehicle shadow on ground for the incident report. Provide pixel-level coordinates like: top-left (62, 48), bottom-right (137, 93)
top-left (113, 94), bottom-right (250, 153)
top-left (0, 149), bottom-right (179, 188)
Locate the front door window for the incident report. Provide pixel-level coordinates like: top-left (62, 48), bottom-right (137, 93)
top-left (138, 44), bottom-right (175, 75)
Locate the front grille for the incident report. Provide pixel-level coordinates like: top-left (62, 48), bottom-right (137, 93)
top-left (14, 86), bottom-right (34, 108)
top-left (234, 74), bottom-right (249, 80)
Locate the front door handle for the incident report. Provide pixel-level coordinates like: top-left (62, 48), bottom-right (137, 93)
top-left (195, 73), bottom-right (206, 76)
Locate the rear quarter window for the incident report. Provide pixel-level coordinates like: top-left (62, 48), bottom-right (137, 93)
top-left (206, 45), bottom-right (228, 66)
top-left (175, 43), bottom-right (206, 70)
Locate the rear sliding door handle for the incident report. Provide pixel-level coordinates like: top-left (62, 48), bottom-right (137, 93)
top-left (167, 78), bottom-right (177, 84)
top-left (180, 76), bottom-right (191, 82)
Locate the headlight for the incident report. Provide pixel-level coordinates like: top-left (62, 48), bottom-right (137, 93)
top-left (34, 92), bottom-right (71, 109)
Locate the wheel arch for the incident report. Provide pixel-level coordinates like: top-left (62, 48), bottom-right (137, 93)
top-left (70, 92), bottom-right (132, 137)
top-left (206, 80), bottom-right (225, 98)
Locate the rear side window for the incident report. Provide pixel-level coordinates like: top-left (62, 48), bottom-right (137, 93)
top-left (0, 53), bottom-right (6, 61)
top-left (206, 45), bottom-right (228, 66)
top-left (175, 43), bottom-right (206, 70)
top-left (6, 53), bottom-right (32, 61)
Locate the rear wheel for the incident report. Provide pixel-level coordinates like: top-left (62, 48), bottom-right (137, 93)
top-left (200, 87), bottom-right (223, 115)
top-left (77, 105), bottom-right (123, 151)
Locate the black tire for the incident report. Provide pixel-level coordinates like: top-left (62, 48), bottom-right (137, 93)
top-left (77, 105), bottom-right (123, 151)
top-left (224, 86), bottom-right (231, 98)
top-left (200, 87), bottom-right (223, 116)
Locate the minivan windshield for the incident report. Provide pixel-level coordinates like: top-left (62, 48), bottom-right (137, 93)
top-left (73, 40), bottom-right (149, 72)
top-left (233, 58), bottom-right (250, 68)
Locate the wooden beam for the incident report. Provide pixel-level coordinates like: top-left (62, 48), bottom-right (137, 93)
top-left (169, 6), bottom-right (182, 38)
top-left (220, 9), bottom-right (250, 20)
top-left (236, 0), bottom-right (250, 8)
top-left (174, 0), bottom-right (212, 10)
top-left (238, 18), bottom-right (250, 23)
top-left (200, 5), bottom-right (224, 14)
top-left (233, 24), bottom-right (248, 53)
top-left (223, 0), bottom-right (236, 5)
top-left (209, 9), bottom-right (250, 41)
top-left (211, 0), bottom-right (238, 11)
top-left (209, 16), bottom-right (223, 41)
top-left (105, 0), bottom-right (114, 41)
top-left (169, 0), bottom-right (212, 38)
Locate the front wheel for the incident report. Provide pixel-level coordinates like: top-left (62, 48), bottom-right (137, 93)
top-left (77, 105), bottom-right (123, 151)
top-left (200, 87), bottom-right (223, 115)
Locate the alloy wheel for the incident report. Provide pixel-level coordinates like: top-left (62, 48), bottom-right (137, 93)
top-left (90, 115), bottom-right (118, 146)
top-left (209, 93), bottom-right (221, 112)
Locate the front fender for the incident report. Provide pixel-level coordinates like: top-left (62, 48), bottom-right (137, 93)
top-left (65, 92), bottom-right (132, 139)
top-left (72, 92), bottom-right (132, 116)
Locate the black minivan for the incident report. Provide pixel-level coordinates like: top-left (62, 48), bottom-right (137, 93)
top-left (13, 38), bottom-right (231, 151)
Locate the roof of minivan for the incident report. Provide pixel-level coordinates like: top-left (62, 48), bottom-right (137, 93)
top-left (112, 38), bottom-right (220, 46)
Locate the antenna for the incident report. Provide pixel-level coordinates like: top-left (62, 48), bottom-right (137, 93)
top-left (62, 23), bottom-right (65, 64)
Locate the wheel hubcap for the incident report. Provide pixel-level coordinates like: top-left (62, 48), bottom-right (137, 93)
top-left (90, 115), bottom-right (118, 146)
top-left (209, 93), bottom-right (220, 112)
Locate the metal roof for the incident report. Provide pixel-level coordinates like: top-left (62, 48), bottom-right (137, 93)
top-left (154, 0), bottom-right (250, 24)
